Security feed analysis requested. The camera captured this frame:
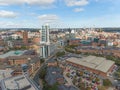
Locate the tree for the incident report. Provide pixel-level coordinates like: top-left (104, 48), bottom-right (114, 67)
top-left (79, 83), bottom-right (86, 90)
top-left (95, 77), bottom-right (100, 83)
top-left (40, 58), bottom-right (45, 64)
top-left (78, 78), bottom-right (82, 82)
top-left (114, 72), bottom-right (120, 79)
top-left (43, 82), bottom-right (58, 90)
top-left (56, 51), bottom-right (65, 57)
top-left (39, 68), bottom-right (46, 79)
top-left (21, 46), bottom-right (28, 50)
top-left (72, 77), bottom-right (77, 85)
top-left (75, 51), bottom-right (81, 54)
top-left (103, 79), bottom-right (112, 87)
top-left (66, 73), bottom-right (70, 77)
top-left (86, 87), bottom-right (91, 90)
top-left (80, 71), bottom-right (84, 76)
top-left (98, 86), bottom-right (106, 90)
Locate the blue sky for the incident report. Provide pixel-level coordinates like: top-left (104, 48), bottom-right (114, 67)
top-left (0, 0), bottom-right (120, 28)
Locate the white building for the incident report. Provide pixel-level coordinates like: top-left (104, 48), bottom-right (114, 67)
top-left (40, 25), bottom-right (50, 58)
top-left (0, 75), bottom-right (40, 90)
top-left (40, 25), bottom-right (50, 45)
top-left (11, 34), bottom-right (22, 39)
top-left (28, 31), bottom-right (40, 38)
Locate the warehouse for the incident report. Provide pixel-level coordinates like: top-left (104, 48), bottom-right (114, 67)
top-left (66, 56), bottom-right (115, 77)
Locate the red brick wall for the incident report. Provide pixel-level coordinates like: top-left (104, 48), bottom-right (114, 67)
top-left (67, 61), bottom-right (108, 77)
top-left (9, 59), bottom-right (27, 65)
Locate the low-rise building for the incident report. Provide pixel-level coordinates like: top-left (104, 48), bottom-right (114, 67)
top-left (47, 59), bottom-right (58, 67)
top-left (66, 56), bottom-right (115, 77)
top-left (68, 38), bottom-right (81, 45)
top-left (0, 50), bottom-right (40, 77)
top-left (0, 70), bottom-right (14, 81)
top-left (0, 75), bottom-right (40, 90)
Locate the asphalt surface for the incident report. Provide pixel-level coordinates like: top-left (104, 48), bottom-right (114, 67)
top-left (32, 48), bottom-right (60, 89)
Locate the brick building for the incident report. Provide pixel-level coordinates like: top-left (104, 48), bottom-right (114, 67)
top-left (22, 31), bottom-right (28, 44)
top-left (66, 56), bottom-right (115, 77)
top-left (68, 39), bottom-right (81, 45)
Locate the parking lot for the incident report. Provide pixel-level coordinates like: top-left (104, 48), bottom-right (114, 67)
top-left (57, 53), bottom-right (118, 90)
top-left (63, 64), bottom-right (103, 90)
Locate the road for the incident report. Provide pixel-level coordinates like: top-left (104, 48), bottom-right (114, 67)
top-left (32, 48), bottom-right (61, 89)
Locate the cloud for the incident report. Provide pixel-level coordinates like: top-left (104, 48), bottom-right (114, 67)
top-left (64, 0), bottom-right (88, 12)
top-left (65, 0), bottom-right (89, 7)
top-left (38, 14), bottom-right (59, 24)
top-left (0, 0), bottom-right (55, 6)
top-left (0, 21), bottom-right (22, 28)
top-left (74, 8), bottom-right (84, 12)
top-left (0, 10), bottom-right (17, 18)
top-left (26, 0), bottom-right (55, 6)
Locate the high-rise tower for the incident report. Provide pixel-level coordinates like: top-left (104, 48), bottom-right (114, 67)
top-left (40, 25), bottom-right (50, 45)
top-left (40, 24), bottom-right (50, 58)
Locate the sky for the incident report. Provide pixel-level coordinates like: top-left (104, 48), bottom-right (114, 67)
top-left (0, 0), bottom-right (120, 28)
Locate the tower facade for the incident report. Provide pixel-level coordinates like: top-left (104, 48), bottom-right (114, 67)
top-left (22, 31), bottom-right (28, 44)
top-left (40, 25), bottom-right (50, 58)
top-left (40, 25), bottom-right (50, 45)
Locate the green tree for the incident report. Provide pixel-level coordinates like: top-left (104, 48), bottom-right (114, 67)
top-left (72, 77), bottom-right (77, 85)
top-left (80, 71), bottom-right (84, 76)
top-left (39, 68), bottom-right (46, 79)
top-left (56, 51), bottom-right (65, 57)
top-left (79, 83), bottom-right (86, 90)
top-left (43, 83), bottom-right (58, 90)
top-left (66, 73), bottom-right (70, 77)
top-left (98, 86), bottom-right (106, 90)
top-left (95, 77), bottom-right (100, 83)
top-left (40, 58), bottom-right (45, 64)
top-left (86, 87), bottom-right (91, 90)
top-left (103, 79), bottom-right (112, 87)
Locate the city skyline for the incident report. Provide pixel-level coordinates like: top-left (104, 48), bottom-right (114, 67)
top-left (0, 0), bottom-right (120, 28)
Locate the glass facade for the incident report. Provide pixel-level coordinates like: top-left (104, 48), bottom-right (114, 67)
top-left (40, 25), bottom-right (50, 58)
top-left (41, 25), bottom-right (50, 43)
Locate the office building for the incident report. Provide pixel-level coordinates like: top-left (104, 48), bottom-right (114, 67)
top-left (40, 25), bottom-right (50, 45)
top-left (40, 25), bottom-right (50, 58)
top-left (40, 45), bottom-right (50, 58)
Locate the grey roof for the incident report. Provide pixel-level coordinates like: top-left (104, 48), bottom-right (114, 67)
top-left (66, 56), bottom-right (115, 73)
top-left (0, 50), bottom-right (27, 58)
top-left (58, 85), bottom-right (78, 90)
top-left (45, 66), bottom-right (64, 85)
top-left (46, 59), bottom-right (56, 63)
top-left (0, 70), bottom-right (13, 81)
top-left (0, 75), bottom-right (40, 90)
top-left (7, 55), bottom-right (31, 60)
top-left (29, 56), bottom-right (40, 64)
top-left (23, 50), bottom-right (36, 55)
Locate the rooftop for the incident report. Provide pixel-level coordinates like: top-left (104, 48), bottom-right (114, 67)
top-left (0, 70), bottom-right (13, 81)
top-left (0, 75), bottom-right (39, 90)
top-left (66, 56), bottom-right (115, 73)
top-left (0, 50), bottom-right (27, 58)
top-left (45, 66), bottom-right (64, 85)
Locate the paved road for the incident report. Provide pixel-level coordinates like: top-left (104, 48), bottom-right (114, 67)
top-left (63, 71), bottom-right (73, 85)
top-left (32, 48), bottom-right (61, 89)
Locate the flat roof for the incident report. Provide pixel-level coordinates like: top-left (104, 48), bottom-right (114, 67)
top-left (0, 70), bottom-right (13, 81)
top-left (1, 75), bottom-right (39, 90)
top-left (0, 50), bottom-right (27, 58)
top-left (66, 56), bottom-right (115, 73)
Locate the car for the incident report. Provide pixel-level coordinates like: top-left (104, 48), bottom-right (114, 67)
top-left (114, 79), bottom-right (117, 82)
